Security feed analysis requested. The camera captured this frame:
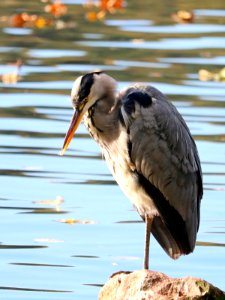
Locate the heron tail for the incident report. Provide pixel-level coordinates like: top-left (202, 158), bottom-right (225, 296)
top-left (151, 216), bottom-right (195, 259)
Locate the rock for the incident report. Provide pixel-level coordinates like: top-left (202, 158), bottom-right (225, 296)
top-left (98, 270), bottom-right (225, 300)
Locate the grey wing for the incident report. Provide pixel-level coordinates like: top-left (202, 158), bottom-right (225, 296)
top-left (120, 85), bottom-right (203, 256)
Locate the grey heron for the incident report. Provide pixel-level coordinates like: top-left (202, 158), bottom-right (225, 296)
top-left (60, 72), bottom-right (203, 269)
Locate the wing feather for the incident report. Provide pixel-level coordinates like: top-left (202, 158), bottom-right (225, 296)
top-left (120, 85), bottom-right (203, 251)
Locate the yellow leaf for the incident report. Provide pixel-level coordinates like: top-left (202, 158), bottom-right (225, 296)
top-left (97, 10), bottom-right (106, 20)
top-left (57, 218), bottom-right (96, 225)
top-left (35, 17), bottom-right (47, 28)
top-left (198, 69), bottom-right (214, 81)
top-left (33, 195), bottom-right (64, 206)
top-left (172, 10), bottom-right (194, 24)
top-left (218, 67), bottom-right (225, 81)
top-left (2, 72), bottom-right (19, 84)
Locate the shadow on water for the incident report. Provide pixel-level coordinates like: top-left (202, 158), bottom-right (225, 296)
top-left (0, 244), bottom-right (47, 249)
top-left (0, 286), bottom-right (72, 293)
top-left (0, 0), bottom-right (225, 298)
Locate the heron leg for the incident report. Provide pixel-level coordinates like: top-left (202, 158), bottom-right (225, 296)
top-left (144, 215), bottom-right (153, 270)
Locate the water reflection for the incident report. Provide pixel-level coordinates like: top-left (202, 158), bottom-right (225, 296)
top-left (0, 244), bottom-right (47, 249)
top-left (0, 286), bottom-right (72, 293)
top-left (0, 0), bottom-right (225, 298)
top-left (72, 255), bottom-right (99, 258)
top-left (197, 241), bottom-right (225, 247)
top-left (10, 262), bottom-right (74, 267)
top-left (2, 27), bottom-right (33, 35)
top-left (119, 24), bottom-right (225, 34)
top-left (28, 49), bottom-right (86, 59)
top-left (160, 55), bottom-right (225, 65)
top-left (77, 37), bottom-right (225, 50)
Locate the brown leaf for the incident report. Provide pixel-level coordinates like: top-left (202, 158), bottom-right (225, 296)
top-left (85, 11), bottom-right (99, 21)
top-left (98, 0), bottom-right (124, 12)
top-left (45, 1), bottom-right (67, 17)
top-left (10, 14), bottom-right (27, 27)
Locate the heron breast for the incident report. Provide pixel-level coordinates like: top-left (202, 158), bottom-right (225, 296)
top-left (103, 134), bottom-right (158, 218)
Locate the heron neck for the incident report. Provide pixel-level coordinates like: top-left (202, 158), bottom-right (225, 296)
top-left (84, 95), bottom-right (120, 144)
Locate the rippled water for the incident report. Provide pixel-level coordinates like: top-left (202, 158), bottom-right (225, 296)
top-left (0, 1), bottom-right (225, 299)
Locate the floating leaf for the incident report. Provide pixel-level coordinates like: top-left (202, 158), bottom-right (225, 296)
top-left (55, 19), bottom-right (66, 29)
top-left (132, 39), bottom-right (144, 44)
top-left (198, 69), bottom-right (214, 81)
top-left (172, 10), bottom-right (194, 24)
top-left (85, 0), bottom-right (124, 21)
top-left (10, 13), bottom-right (40, 28)
top-left (80, 219), bottom-right (96, 224)
top-left (1, 59), bottom-right (22, 84)
top-left (199, 67), bottom-right (225, 82)
top-left (45, 1), bottom-right (67, 17)
top-left (0, 16), bottom-right (8, 22)
top-left (98, 0), bottom-right (124, 12)
top-left (86, 10), bottom-right (105, 21)
top-left (35, 17), bottom-right (52, 28)
top-left (10, 13), bottom-right (27, 27)
top-left (64, 219), bottom-right (78, 224)
top-left (86, 11), bottom-right (98, 21)
top-left (10, 2), bottom-right (67, 29)
top-left (1, 72), bottom-right (20, 84)
top-left (33, 195), bottom-right (64, 206)
top-left (98, 0), bottom-right (108, 11)
top-left (111, 0), bottom-right (124, 9)
top-left (216, 67), bottom-right (225, 81)
top-left (97, 10), bottom-right (106, 20)
top-left (57, 218), bottom-right (96, 225)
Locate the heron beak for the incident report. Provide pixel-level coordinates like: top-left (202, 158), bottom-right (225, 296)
top-left (60, 107), bottom-right (85, 156)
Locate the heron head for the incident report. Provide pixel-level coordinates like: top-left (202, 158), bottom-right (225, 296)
top-left (60, 71), bottom-right (116, 155)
